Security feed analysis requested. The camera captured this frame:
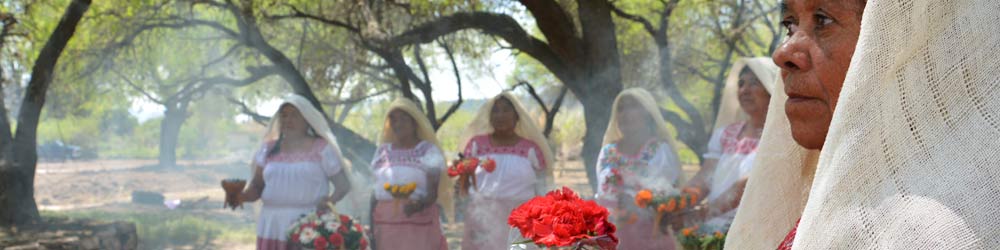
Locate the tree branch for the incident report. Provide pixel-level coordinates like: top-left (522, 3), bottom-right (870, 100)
top-left (111, 68), bottom-right (165, 105)
top-left (227, 97), bottom-right (270, 126)
top-left (608, 2), bottom-right (657, 36)
top-left (384, 12), bottom-right (573, 84)
top-left (544, 86), bottom-right (569, 137)
top-left (320, 88), bottom-right (394, 106)
top-left (516, 0), bottom-right (581, 61)
top-left (435, 40), bottom-right (463, 129)
top-left (268, 4), bottom-right (361, 34)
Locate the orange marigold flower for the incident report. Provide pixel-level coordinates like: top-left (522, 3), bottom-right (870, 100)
top-left (635, 189), bottom-right (653, 207)
top-left (714, 231), bottom-right (724, 238)
top-left (665, 198), bottom-right (677, 212)
top-left (657, 203), bottom-right (669, 213)
top-left (678, 197), bottom-right (687, 210)
top-left (682, 227), bottom-right (695, 237)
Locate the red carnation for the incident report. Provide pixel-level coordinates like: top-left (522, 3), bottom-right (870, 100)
top-left (508, 187), bottom-right (618, 249)
top-left (482, 158), bottom-right (497, 172)
top-left (313, 236), bottom-right (328, 249)
top-left (360, 237), bottom-right (369, 250)
top-left (328, 234), bottom-right (343, 246)
top-left (464, 158), bottom-right (479, 172)
top-left (338, 225), bottom-right (349, 234)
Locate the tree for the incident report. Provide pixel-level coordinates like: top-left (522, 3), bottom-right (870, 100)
top-left (0, 0), bottom-right (91, 226)
top-left (106, 39), bottom-right (278, 167)
top-left (300, 0), bottom-right (626, 192)
top-left (98, 0), bottom-right (382, 167)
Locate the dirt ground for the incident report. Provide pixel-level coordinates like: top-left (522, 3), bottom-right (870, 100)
top-left (33, 159), bottom-right (699, 249)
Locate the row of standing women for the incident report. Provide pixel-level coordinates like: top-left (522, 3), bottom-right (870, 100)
top-left (237, 56), bottom-right (778, 250)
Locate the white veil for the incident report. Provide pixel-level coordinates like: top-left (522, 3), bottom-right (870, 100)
top-left (713, 57), bottom-right (779, 130)
top-left (724, 61), bottom-right (819, 248)
top-left (794, 0), bottom-right (1000, 248)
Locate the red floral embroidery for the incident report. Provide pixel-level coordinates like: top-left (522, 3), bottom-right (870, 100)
top-left (776, 219), bottom-right (800, 250)
top-left (721, 122), bottom-right (760, 155)
top-left (464, 135), bottom-right (547, 169)
top-left (263, 139), bottom-right (325, 164)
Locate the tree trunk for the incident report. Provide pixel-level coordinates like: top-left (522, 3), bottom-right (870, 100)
top-left (158, 105), bottom-right (187, 168)
top-left (575, 0), bottom-right (624, 192)
top-left (0, 0), bottom-right (90, 226)
top-left (578, 91), bottom-right (617, 192)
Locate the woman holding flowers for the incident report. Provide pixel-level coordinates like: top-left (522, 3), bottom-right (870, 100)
top-left (368, 98), bottom-right (449, 250)
top-left (679, 57), bottom-right (776, 232)
top-left (458, 92), bottom-right (555, 250)
top-left (236, 94), bottom-right (353, 250)
top-left (595, 88), bottom-right (682, 250)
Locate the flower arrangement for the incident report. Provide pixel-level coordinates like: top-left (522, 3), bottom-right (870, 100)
top-left (508, 187), bottom-right (618, 250)
top-left (634, 188), bottom-right (700, 234)
top-left (287, 205), bottom-right (370, 250)
top-left (446, 154), bottom-right (496, 196)
top-left (383, 182), bottom-right (417, 214)
top-left (678, 226), bottom-right (726, 250)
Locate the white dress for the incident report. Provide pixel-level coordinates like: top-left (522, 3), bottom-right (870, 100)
top-left (252, 139), bottom-right (343, 249)
top-left (702, 122), bottom-right (760, 230)
top-left (461, 134), bottom-right (546, 250)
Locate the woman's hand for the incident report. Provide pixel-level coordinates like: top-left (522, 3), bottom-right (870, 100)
top-left (316, 196), bottom-right (336, 213)
top-left (403, 200), bottom-right (427, 217)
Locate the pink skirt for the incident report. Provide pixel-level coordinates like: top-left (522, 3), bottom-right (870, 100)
top-left (372, 200), bottom-right (448, 250)
top-left (616, 219), bottom-right (677, 250)
top-left (461, 198), bottom-right (526, 250)
top-left (257, 237), bottom-right (288, 250)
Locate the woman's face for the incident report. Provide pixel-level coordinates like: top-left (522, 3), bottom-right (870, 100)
top-left (616, 96), bottom-right (651, 137)
top-left (279, 104), bottom-right (309, 136)
top-left (388, 109), bottom-right (417, 141)
top-left (773, 0), bottom-right (865, 149)
top-left (738, 68), bottom-right (772, 119)
top-left (490, 97), bottom-right (519, 133)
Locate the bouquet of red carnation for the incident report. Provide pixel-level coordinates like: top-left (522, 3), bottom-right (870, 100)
top-left (287, 204), bottom-right (370, 250)
top-left (508, 187), bottom-right (618, 250)
top-left (447, 153), bottom-right (496, 197)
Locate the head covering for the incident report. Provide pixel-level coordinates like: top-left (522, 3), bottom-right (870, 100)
top-left (379, 98), bottom-right (454, 222)
top-left (457, 92), bottom-right (556, 189)
top-left (602, 88), bottom-right (677, 147)
top-left (724, 65), bottom-right (819, 249)
top-left (257, 94), bottom-right (351, 175)
top-left (792, 0), bottom-right (1000, 248)
top-left (713, 57), bottom-right (779, 130)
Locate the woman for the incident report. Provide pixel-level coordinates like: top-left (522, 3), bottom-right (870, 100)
top-left (237, 94), bottom-right (353, 250)
top-left (781, 0), bottom-right (1000, 248)
top-left (595, 88), bottom-right (682, 250)
top-left (458, 92), bottom-right (554, 250)
top-left (368, 98), bottom-right (449, 250)
top-left (679, 57), bottom-right (776, 231)
top-left (724, 0), bottom-right (865, 248)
